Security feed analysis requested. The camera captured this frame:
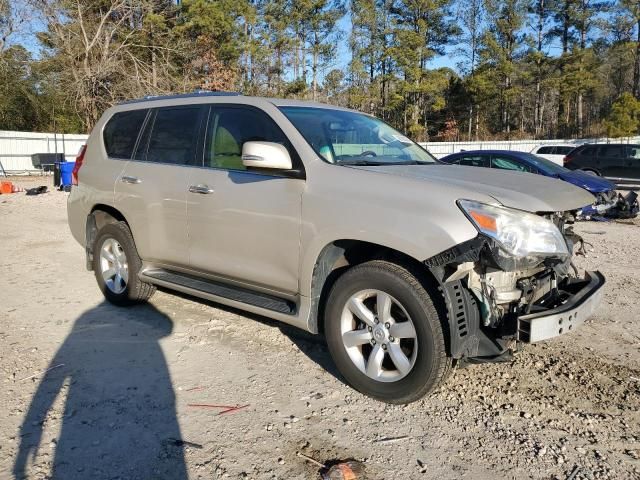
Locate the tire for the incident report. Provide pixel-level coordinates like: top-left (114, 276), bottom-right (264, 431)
top-left (324, 260), bottom-right (451, 404)
top-left (92, 221), bottom-right (155, 306)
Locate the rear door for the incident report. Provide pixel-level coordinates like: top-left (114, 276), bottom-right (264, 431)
top-left (596, 145), bottom-right (625, 179)
top-left (186, 104), bottom-right (304, 294)
top-left (115, 105), bottom-right (206, 267)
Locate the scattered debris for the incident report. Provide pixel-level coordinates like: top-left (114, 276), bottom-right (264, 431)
top-left (185, 385), bottom-right (205, 392)
top-left (373, 435), bottom-right (410, 444)
top-left (186, 403), bottom-right (249, 415)
top-left (297, 451), bottom-right (326, 468)
top-left (165, 437), bottom-right (203, 449)
top-left (25, 186), bottom-right (48, 196)
top-left (18, 363), bottom-right (64, 382)
top-left (566, 465), bottom-right (581, 480)
top-left (218, 404), bottom-right (249, 415)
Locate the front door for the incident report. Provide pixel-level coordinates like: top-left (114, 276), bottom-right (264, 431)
top-left (115, 105), bottom-right (206, 267)
top-left (186, 105), bottom-right (304, 294)
top-left (624, 146), bottom-right (640, 182)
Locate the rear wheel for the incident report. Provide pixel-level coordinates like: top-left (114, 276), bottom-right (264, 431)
top-left (93, 221), bottom-right (155, 306)
top-left (324, 260), bottom-right (451, 404)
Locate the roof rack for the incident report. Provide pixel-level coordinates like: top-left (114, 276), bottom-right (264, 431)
top-left (120, 91), bottom-right (242, 105)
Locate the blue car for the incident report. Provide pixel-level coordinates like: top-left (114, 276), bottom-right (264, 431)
top-left (439, 150), bottom-right (618, 216)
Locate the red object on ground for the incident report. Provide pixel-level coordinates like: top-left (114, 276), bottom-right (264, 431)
top-left (1, 181), bottom-right (14, 194)
top-left (186, 403), bottom-right (250, 415)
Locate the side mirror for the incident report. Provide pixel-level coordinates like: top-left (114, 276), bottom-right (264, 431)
top-left (242, 141), bottom-right (292, 170)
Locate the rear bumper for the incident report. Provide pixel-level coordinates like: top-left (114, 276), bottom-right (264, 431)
top-left (517, 271), bottom-right (605, 343)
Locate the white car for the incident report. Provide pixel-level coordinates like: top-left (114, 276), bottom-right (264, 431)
top-left (531, 144), bottom-right (577, 165)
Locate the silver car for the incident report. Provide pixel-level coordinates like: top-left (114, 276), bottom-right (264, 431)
top-left (67, 92), bottom-right (605, 404)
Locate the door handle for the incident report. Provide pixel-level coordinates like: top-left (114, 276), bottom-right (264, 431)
top-left (189, 184), bottom-right (214, 194)
top-left (121, 175), bottom-right (141, 184)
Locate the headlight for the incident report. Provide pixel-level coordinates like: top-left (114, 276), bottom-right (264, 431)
top-left (458, 200), bottom-right (568, 258)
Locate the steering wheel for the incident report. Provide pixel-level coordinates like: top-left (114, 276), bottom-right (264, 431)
top-left (360, 150), bottom-right (377, 157)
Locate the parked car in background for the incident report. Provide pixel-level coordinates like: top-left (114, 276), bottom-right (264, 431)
top-left (531, 144), bottom-right (577, 165)
top-left (564, 143), bottom-right (640, 186)
top-left (68, 93), bottom-right (604, 404)
top-left (439, 150), bottom-right (617, 215)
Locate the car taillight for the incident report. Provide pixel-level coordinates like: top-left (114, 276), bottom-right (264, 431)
top-left (72, 144), bottom-right (86, 185)
top-left (563, 155), bottom-right (570, 165)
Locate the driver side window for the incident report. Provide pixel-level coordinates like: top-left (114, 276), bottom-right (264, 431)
top-left (204, 106), bottom-right (289, 170)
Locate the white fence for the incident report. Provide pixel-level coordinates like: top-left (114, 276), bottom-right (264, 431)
top-left (1, 129), bottom-right (639, 172)
top-left (420, 136), bottom-right (640, 159)
top-left (0, 130), bottom-right (88, 173)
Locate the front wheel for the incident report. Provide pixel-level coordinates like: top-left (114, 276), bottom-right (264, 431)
top-left (324, 260), bottom-right (451, 404)
top-left (93, 221), bottom-right (156, 306)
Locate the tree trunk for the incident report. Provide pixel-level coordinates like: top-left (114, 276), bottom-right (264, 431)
top-left (634, 19), bottom-right (640, 99)
top-left (312, 35), bottom-right (318, 101)
top-left (151, 49), bottom-right (157, 89)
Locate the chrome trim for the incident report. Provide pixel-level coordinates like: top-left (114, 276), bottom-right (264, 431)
top-left (188, 184), bottom-right (215, 194)
top-left (121, 175), bottom-right (141, 184)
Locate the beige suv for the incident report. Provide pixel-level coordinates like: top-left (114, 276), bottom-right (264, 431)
top-left (68, 92), bottom-right (605, 403)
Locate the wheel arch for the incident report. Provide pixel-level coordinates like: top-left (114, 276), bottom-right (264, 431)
top-left (85, 204), bottom-right (130, 270)
top-left (308, 239), bottom-right (441, 335)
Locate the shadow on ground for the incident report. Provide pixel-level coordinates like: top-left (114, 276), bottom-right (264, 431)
top-left (165, 288), bottom-right (344, 384)
top-left (13, 302), bottom-right (187, 480)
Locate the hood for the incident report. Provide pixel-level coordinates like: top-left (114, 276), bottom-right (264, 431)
top-left (348, 164), bottom-right (596, 212)
top-left (557, 170), bottom-right (615, 193)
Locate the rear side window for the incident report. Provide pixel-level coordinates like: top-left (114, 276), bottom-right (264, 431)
top-left (145, 107), bottom-right (204, 165)
top-left (536, 146), bottom-right (554, 154)
top-left (103, 109), bottom-right (148, 159)
top-left (598, 145), bottom-right (623, 158)
top-left (457, 155), bottom-right (489, 167)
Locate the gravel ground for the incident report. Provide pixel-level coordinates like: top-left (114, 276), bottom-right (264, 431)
top-left (0, 176), bottom-right (639, 480)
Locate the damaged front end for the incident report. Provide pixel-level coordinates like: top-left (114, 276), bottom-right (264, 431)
top-left (425, 200), bottom-right (605, 362)
top-left (577, 190), bottom-right (639, 220)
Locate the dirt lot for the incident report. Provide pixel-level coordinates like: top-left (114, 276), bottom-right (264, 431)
top-left (1, 176), bottom-right (639, 480)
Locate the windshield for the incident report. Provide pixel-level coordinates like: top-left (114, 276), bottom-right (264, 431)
top-left (279, 106), bottom-right (437, 165)
top-left (521, 152), bottom-right (569, 175)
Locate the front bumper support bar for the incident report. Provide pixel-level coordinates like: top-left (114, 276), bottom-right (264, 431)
top-left (517, 271), bottom-right (605, 343)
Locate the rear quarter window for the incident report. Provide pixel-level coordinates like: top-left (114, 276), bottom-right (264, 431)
top-left (578, 146), bottom-right (598, 156)
top-left (103, 109), bottom-right (148, 159)
top-left (536, 146), bottom-right (554, 154)
top-left (555, 146), bottom-right (574, 155)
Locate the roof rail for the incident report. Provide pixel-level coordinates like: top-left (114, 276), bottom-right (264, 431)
top-left (120, 91), bottom-right (242, 105)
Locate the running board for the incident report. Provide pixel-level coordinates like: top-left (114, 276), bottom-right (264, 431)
top-left (140, 269), bottom-right (296, 315)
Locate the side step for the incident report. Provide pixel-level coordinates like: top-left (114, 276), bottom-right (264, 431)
top-left (141, 269), bottom-right (296, 315)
